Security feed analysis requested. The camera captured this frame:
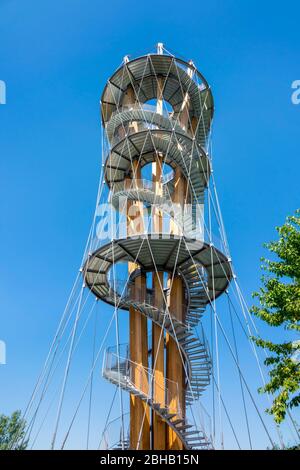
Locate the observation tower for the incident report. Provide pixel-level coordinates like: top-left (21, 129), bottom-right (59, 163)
top-left (84, 44), bottom-right (232, 450)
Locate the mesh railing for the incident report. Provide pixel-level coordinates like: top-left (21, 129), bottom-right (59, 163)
top-left (109, 177), bottom-right (175, 197)
top-left (103, 350), bottom-right (183, 419)
top-left (99, 412), bottom-right (130, 450)
top-left (106, 278), bottom-right (210, 319)
top-left (110, 102), bottom-right (174, 120)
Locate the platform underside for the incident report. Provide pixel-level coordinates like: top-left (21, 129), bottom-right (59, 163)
top-left (84, 234), bottom-right (232, 308)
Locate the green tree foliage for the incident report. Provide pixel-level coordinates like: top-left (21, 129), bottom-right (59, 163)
top-left (0, 410), bottom-right (28, 450)
top-left (252, 210), bottom-right (300, 423)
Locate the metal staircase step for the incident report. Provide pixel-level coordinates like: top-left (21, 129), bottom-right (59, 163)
top-left (186, 436), bottom-right (205, 442)
top-left (183, 430), bottom-right (202, 436)
top-left (185, 344), bottom-right (205, 351)
top-left (175, 424), bottom-right (193, 431)
top-left (179, 337), bottom-right (198, 345)
top-left (163, 413), bottom-right (177, 420)
top-left (171, 418), bottom-right (185, 426)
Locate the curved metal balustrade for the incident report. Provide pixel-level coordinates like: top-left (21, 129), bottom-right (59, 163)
top-left (101, 54), bottom-right (214, 148)
top-left (103, 350), bottom-right (212, 449)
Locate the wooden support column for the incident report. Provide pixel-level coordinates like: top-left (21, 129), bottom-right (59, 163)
top-left (151, 154), bottom-right (166, 449)
top-left (178, 63), bottom-right (193, 133)
top-left (121, 84), bottom-right (139, 137)
top-left (166, 166), bottom-right (187, 450)
top-left (151, 76), bottom-right (167, 449)
top-left (191, 116), bottom-right (198, 137)
top-left (128, 162), bottom-right (150, 450)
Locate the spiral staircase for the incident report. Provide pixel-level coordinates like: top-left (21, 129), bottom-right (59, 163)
top-left (84, 48), bottom-right (232, 450)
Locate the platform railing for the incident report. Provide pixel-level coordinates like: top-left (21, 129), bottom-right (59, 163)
top-left (103, 350), bottom-right (182, 419)
top-left (110, 102), bottom-right (174, 120)
top-left (106, 279), bottom-right (209, 324)
top-left (99, 412), bottom-right (130, 450)
top-left (109, 176), bottom-right (175, 197)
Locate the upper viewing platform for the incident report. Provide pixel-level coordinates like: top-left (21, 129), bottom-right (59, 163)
top-left (100, 47), bottom-right (214, 149)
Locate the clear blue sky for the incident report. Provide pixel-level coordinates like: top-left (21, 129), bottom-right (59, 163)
top-left (0, 0), bottom-right (299, 449)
